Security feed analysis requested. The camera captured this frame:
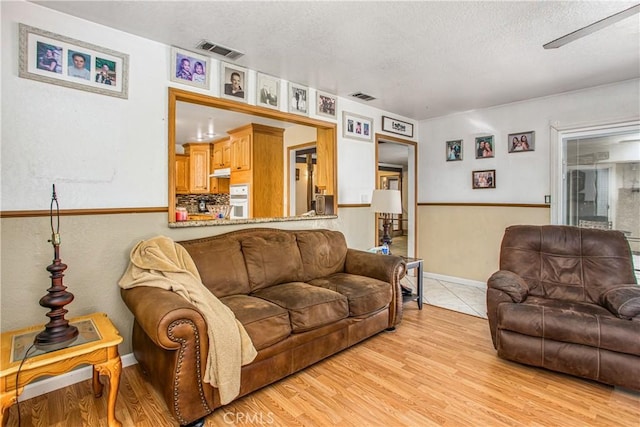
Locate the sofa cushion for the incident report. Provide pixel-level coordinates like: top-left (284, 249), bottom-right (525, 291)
top-left (497, 296), bottom-right (640, 357)
top-left (180, 239), bottom-right (250, 297)
top-left (308, 273), bottom-right (391, 316)
top-left (295, 230), bottom-right (347, 281)
top-left (241, 233), bottom-right (304, 292)
top-left (252, 282), bottom-right (348, 333)
top-left (220, 294), bottom-right (291, 350)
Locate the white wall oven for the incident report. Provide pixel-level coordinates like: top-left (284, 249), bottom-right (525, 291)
top-left (230, 184), bottom-right (249, 219)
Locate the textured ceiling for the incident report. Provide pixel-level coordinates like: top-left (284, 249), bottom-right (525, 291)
top-left (34, 1), bottom-right (640, 121)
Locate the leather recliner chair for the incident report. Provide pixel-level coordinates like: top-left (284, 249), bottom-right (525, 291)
top-left (487, 225), bottom-right (640, 390)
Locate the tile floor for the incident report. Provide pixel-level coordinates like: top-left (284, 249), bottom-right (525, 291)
top-left (401, 273), bottom-right (488, 319)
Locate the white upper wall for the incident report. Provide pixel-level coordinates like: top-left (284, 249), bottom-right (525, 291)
top-left (1, 1), bottom-right (416, 211)
top-left (419, 79), bottom-right (640, 204)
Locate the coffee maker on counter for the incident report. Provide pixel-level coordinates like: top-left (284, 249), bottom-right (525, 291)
top-left (197, 198), bottom-right (208, 213)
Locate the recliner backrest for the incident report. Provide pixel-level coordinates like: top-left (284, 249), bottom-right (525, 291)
top-left (500, 225), bottom-right (636, 303)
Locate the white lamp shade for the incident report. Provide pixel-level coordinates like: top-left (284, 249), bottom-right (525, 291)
top-left (370, 189), bottom-right (402, 214)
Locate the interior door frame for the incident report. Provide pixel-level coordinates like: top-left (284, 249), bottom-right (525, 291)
top-left (375, 133), bottom-right (418, 257)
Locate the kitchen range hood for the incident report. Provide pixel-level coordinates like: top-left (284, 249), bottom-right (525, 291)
top-left (209, 167), bottom-right (231, 178)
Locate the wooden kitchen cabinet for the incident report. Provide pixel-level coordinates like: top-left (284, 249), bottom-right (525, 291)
top-left (211, 138), bottom-right (231, 169)
top-left (227, 123), bottom-right (284, 218)
top-left (230, 132), bottom-right (251, 172)
top-left (183, 143), bottom-right (210, 193)
top-left (175, 154), bottom-right (189, 194)
top-left (209, 177), bottom-right (230, 194)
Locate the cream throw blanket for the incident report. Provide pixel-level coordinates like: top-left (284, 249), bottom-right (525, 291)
top-left (118, 236), bottom-right (257, 404)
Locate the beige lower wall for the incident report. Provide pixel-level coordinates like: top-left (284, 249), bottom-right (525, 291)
top-left (0, 214), bottom-right (339, 354)
top-left (417, 205), bottom-right (550, 283)
top-left (333, 206), bottom-right (376, 250)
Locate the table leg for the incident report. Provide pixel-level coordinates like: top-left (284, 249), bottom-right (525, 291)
top-left (92, 365), bottom-right (103, 398)
top-left (417, 261), bottom-right (424, 310)
top-left (94, 352), bottom-right (122, 427)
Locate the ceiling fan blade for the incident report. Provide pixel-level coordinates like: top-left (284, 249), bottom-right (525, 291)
top-left (543, 3), bottom-right (640, 49)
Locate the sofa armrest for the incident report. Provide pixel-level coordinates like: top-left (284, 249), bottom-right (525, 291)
top-left (345, 249), bottom-right (406, 283)
top-left (600, 285), bottom-right (640, 319)
top-left (120, 286), bottom-right (208, 350)
top-left (487, 270), bottom-right (529, 303)
top-left (120, 286), bottom-right (214, 424)
top-left (345, 249), bottom-right (406, 327)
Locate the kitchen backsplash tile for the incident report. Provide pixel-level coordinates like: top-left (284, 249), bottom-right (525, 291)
top-left (177, 193), bottom-right (230, 214)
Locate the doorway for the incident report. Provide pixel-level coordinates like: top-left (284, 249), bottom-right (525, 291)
top-left (288, 142), bottom-right (317, 216)
top-left (375, 134), bottom-right (417, 257)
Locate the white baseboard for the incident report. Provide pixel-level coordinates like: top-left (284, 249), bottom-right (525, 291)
top-left (17, 353), bottom-right (137, 401)
top-left (422, 272), bottom-right (486, 289)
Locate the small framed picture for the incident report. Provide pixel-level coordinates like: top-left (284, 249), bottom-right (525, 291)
top-left (221, 62), bottom-right (248, 102)
top-left (475, 135), bottom-right (495, 159)
top-left (446, 140), bottom-right (463, 161)
top-left (256, 73), bottom-right (280, 110)
top-left (508, 131), bottom-right (535, 153)
top-left (343, 111), bottom-right (373, 142)
top-left (472, 169), bottom-right (496, 189)
top-left (382, 116), bottom-right (414, 138)
top-left (316, 91), bottom-right (337, 119)
top-left (289, 83), bottom-right (309, 115)
top-left (19, 23), bottom-right (129, 99)
top-left (170, 47), bottom-right (210, 89)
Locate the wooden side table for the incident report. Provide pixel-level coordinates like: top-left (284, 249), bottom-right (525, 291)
top-left (0, 312), bottom-right (123, 426)
top-left (401, 256), bottom-right (424, 310)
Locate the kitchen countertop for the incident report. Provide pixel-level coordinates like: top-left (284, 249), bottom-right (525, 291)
top-left (169, 214), bottom-right (338, 228)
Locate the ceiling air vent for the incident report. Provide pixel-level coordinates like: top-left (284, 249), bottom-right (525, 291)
top-left (350, 92), bottom-right (376, 101)
top-left (196, 40), bottom-right (244, 60)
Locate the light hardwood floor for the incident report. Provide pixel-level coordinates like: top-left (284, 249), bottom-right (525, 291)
top-left (5, 305), bottom-right (639, 426)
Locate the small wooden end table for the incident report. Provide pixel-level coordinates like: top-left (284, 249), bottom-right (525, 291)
top-left (0, 312), bottom-right (123, 427)
top-left (401, 256), bottom-right (424, 310)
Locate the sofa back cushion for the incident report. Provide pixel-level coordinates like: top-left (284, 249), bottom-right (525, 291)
top-left (500, 225), bottom-right (636, 303)
top-left (295, 230), bottom-right (347, 281)
top-left (240, 231), bottom-right (304, 292)
top-left (179, 238), bottom-right (250, 298)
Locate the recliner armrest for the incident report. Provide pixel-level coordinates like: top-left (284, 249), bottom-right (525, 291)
top-left (487, 270), bottom-right (529, 303)
top-left (600, 285), bottom-right (640, 319)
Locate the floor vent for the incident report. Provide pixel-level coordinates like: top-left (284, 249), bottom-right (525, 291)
top-left (196, 40), bottom-right (244, 60)
top-left (350, 92), bottom-right (376, 101)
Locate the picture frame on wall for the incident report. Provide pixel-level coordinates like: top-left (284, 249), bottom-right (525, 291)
top-left (446, 139), bottom-right (463, 161)
top-left (289, 82), bottom-right (309, 115)
top-left (256, 73), bottom-right (280, 109)
top-left (170, 47), bottom-right (210, 89)
top-left (316, 91), bottom-right (337, 119)
top-left (508, 131), bottom-right (535, 153)
top-left (475, 135), bottom-right (495, 159)
top-left (472, 169), bottom-right (496, 189)
top-left (220, 62), bottom-right (248, 102)
top-left (343, 111), bottom-right (373, 142)
top-left (382, 116), bottom-right (414, 138)
top-left (18, 23), bottom-right (129, 99)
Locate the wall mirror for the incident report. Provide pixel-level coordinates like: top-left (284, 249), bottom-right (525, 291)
top-left (168, 87), bottom-right (337, 224)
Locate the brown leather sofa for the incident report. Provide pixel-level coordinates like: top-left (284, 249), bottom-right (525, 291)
top-left (487, 225), bottom-right (640, 390)
top-left (121, 228), bottom-right (406, 425)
